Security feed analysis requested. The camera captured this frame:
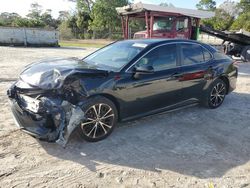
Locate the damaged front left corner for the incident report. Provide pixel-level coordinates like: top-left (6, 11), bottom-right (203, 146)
top-left (8, 80), bottom-right (88, 147)
top-left (56, 103), bottom-right (86, 147)
top-left (7, 57), bottom-right (108, 146)
top-left (39, 96), bottom-right (87, 147)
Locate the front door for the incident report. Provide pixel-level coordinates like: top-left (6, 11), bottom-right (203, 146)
top-left (115, 44), bottom-right (184, 119)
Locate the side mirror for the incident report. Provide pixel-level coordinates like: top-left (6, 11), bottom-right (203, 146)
top-left (133, 65), bottom-right (154, 79)
top-left (134, 65), bottom-right (154, 74)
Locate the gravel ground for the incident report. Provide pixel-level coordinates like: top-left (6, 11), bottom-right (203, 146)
top-left (0, 46), bottom-right (250, 188)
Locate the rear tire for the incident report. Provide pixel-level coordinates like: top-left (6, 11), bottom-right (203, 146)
top-left (78, 96), bottom-right (118, 142)
top-left (202, 79), bottom-right (227, 109)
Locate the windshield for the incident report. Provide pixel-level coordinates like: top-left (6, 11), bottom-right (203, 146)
top-left (83, 41), bottom-right (146, 71)
top-left (153, 17), bottom-right (174, 31)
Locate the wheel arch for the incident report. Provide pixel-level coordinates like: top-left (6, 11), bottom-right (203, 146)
top-left (218, 75), bottom-right (230, 94)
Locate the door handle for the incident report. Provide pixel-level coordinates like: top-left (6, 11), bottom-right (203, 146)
top-left (166, 73), bottom-right (183, 81)
top-left (171, 72), bottom-right (183, 78)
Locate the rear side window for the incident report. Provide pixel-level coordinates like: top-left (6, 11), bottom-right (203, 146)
top-left (203, 48), bottom-right (212, 61)
top-left (181, 43), bottom-right (212, 65)
top-left (214, 52), bottom-right (232, 60)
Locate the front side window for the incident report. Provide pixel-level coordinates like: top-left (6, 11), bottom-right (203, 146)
top-left (84, 41), bottom-right (146, 71)
top-left (181, 43), bottom-right (206, 65)
top-left (135, 44), bottom-right (177, 71)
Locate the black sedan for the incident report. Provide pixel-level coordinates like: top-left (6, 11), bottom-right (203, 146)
top-left (7, 39), bottom-right (238, 146)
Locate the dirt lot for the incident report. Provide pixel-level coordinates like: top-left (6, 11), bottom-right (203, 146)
top-left (0, 46), bottom-right (250, 188)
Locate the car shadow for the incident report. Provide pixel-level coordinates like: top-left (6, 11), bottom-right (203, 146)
top-left (39, 91), bottom-right (250, 179)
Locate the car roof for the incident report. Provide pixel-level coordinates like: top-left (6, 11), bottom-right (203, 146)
top-left (117, 39), bottom-right (217, 53)
top-left (118, 38), bottom-right (202, 45)
top-left (118, 38), bottom-right (173, 44)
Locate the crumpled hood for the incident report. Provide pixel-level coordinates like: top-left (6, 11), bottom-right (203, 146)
top-left (19, 57), bottom-right (108, 89)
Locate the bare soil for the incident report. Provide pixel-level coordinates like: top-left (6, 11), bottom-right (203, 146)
top-left (0, 46), bottom-right (250, 188)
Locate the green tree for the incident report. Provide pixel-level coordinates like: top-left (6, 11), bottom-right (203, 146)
top-left (28, 19), bottom-right (46, 28)
top-left (76, 0), bottom-right (94, 13)
top-left (197, 0), bottom-right (236, 31)
top-left (213, 9), bottom-right (234, 30)
top-left (77, 11), bottom-right (91, 38)
top-left (231, 12), bottom-right (250, 31)
top-left (26, 3), bottom-right (43, 20)
top-left (0, 12), bottom-right (20, 26)
top-left (58, 11), bottom-right (70, 22)
top-left (219, 0), bottom-right (239, 17)
top-left (0, 3), bottom-right (61, 29)
top-left (238, 0), bottom-right (250, 13)
top-left (76, 0), bottom-right (93, 38)
top-left (68, 14), bottom-right (79, 38)
top-left (59, 21), bottom-right (74, 39)
top-left (196, 0), bottom-right (216, 11)
top-left (89, 0), bottom-right (128, 38)
top-left (68, 0), bottom-right (94, 12)
top-left (41, 9), bottom-right (59, 28)
top-left (13, 17), bottom-right (31, 27)
top-left (26, 3), bottom-right (46, 28)
top-left (66, 0), bottom-right (94, 38)
top-left (230, 0), bottom-right (250, 31)
top-left (202, 8), bottom-right (234, 30)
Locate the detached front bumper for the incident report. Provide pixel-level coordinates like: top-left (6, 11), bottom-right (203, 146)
top-left (7, 85), bottom-right (85, 147)
top-left (9, 98), bottom-right (59, 141)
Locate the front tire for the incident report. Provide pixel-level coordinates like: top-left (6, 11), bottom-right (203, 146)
top-left (203, 79), bottom-right (227, 109)
top-left (79, 96), bottom-right (118, 142)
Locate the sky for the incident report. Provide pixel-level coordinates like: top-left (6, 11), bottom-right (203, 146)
top-left (0, 0), bottom-right (226, 18)
top-left (0, 0), bottom-right (76, 18)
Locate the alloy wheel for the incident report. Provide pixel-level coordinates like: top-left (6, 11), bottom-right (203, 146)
top-left (80, 103), bottom-right (115, 139)
top-left (210, 82), bottom-right (226, 107)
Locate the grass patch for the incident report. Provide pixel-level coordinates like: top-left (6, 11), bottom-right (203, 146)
top-left (59, 40), bottom-right (114, 48)
top-left (59, 42), bottom-right (105, 48)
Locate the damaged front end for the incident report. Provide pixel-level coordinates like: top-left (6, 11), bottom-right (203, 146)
top-left (6, 58), bottom-right (110, 147)
top-left (7, 79), bottom-right (87, 147)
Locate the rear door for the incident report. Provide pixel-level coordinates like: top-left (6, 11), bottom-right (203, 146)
top-left (178, 43), bottom-right (213, 100)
